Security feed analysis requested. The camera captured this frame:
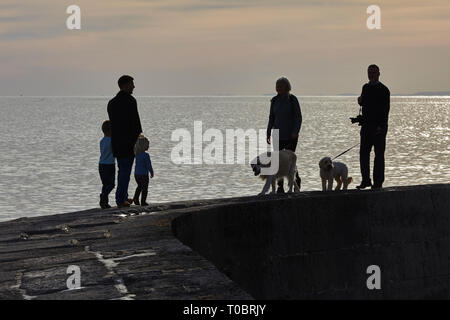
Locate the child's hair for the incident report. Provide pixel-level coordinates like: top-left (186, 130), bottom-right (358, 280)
top-left (102, 120), bottom-right (111, 135)
top-left (134, 133), bottom-right (149, 155)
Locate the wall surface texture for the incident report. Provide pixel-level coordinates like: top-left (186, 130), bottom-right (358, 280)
top-left (172, 184), bottom-right (450, 299)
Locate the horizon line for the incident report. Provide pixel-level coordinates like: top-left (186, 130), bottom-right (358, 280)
top-left (1, 94), bottom-right (449, 98)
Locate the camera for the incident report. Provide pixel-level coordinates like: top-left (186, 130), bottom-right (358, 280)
top-left (350, 114), bottom-right (364, 126)
top-left (350, 105), bottom-right (364, 126)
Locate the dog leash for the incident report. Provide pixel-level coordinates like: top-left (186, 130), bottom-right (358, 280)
top-left (331, 142), bottom-right (360, 160)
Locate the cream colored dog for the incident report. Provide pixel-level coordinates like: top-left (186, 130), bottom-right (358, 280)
top-left (319, 157), bottom-right (353, 191)
top-left (251, 149), bottom-right (301, 196)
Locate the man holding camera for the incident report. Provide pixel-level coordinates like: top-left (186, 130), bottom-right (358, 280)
top-left (355, 64), bottom-right (390, 190)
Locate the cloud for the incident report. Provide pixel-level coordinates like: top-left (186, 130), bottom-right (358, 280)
top-left (0, 0), bottom-right (449, 95)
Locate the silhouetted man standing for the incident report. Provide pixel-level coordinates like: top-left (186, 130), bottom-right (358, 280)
top-left (357, 65), bottom-right (390, 190)
top-left (107, 75), bottom-right (142, 207)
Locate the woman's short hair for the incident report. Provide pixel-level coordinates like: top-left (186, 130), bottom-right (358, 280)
top-left (134, 133), bottom-right (149, 155)
top-left (276, 77), bottom-right (291, 91)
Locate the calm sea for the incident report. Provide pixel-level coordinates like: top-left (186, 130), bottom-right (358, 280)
top-left (0, 96), bottom-right (449, 221)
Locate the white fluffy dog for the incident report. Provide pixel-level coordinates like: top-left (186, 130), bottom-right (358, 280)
top-left (251, 149), bottom-right (301, 196)
top-left (319, 157), bottom-right (353, 191)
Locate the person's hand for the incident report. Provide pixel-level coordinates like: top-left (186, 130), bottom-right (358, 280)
top-left (150, 173), bottom-right (154, 178)
top-left (267, 136), bottom-right (271, 145)
top-left (291, 133), bottom-right (298, 139)
top-left (357, 96), bottom-right (362, 105)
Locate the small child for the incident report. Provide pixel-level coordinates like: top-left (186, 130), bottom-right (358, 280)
top-left (132, 134), bottom-right (154, 206)
top-left (99, 120), bottom-right (115, 209)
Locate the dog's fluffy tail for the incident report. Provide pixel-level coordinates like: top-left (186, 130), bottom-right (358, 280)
top-left (347, 177), bottom-right (353, 184)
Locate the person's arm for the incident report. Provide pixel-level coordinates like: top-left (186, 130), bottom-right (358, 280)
top-left (382, 87), bottom-right (390, 126)
top-left (291, 96), bottom-right (302, 138)
top-left (147, 154), bottom-right (154, 177)
top-left (107, 101), bottom-right (113, 122)
top-left (106, 102), bottom-right (116, 154)
top-left (132, 98), bottom-right (143, 137)
top-left (358, 85), bottom-right (366, 106)
top-left (266, 98), bottom-right (275, 144)
top-left (376, 87), bottom-right (390, 132)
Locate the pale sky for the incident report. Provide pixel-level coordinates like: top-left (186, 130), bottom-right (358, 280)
top-left (0, 0), bottom-right (449, 96)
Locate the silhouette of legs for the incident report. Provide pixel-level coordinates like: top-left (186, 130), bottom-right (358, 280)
top-left (276, 138), bottom-right (299, 193)
top-left (99, 163), bottom-right (115, 209)
top-left (116, 157), bottom-right (134, 206)
top-left (133, 174), bottom-right (149, 205)
top-left (373, 129), bottom-right (387, 187)
top-left (359, 126), bottom-right (387, 189)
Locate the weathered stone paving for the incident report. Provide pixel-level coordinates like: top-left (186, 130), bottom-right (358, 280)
top-left (0, 198), bottom-right (256, 300)
top-left (2, 184), bottom-right (449, 299)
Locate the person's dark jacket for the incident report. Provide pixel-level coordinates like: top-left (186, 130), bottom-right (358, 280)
top-left (359, 82), bottom-right (390, 128)
top-left (107, 91), bottom-right (143, 158)
top-left (267, 93), bottom-right (302, 141)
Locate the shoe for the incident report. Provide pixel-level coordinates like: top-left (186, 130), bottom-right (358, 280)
top-left (99, 193), bottom-right (111, 209)
top-left (356, 181), bottom-right (372, 190)
top-left (276, 186), bottom-right (285, 194)
top-left (118, 201), bottom-right (131, 208)
top-left (141, 202), bottom-right (149, 206)
top-left (371, 184), bottom-right (382, 190)
top-left (127, 198), bottom-right (134, 204)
